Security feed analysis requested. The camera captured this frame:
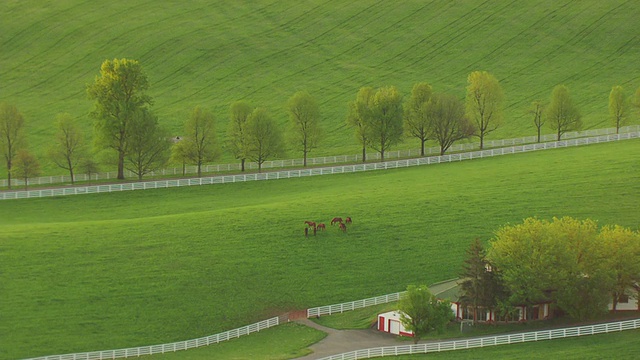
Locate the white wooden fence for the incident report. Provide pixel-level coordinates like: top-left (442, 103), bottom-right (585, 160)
top-left (317, 318), bottom-right (640, 360)
top-left (2, 131), bottom-right (638, 200)
top-left (22, 317), bottom-right (279, 360)
top-left (2, 125), bottom-right (638, 188)
top-left (307, 292), bottom-right (404, 318)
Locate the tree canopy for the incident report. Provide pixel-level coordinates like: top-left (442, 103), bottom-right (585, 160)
top-left (404, 82), bottom-right (433, 156)
top-left (529, 101), bottom-right (545, 143)
top-left (346, 87), bottom-right (375, 162)
top-left (465, 71), bottom-right (504, 149)
top-left (287, 91), bottom-right (321, 167)
top-left (87, 58), bottom-right (152, 179)
top-left (366, 86), bottom-right (404, 161)
top-left (246, 108), bottom-right (284, 172)
top-left (545, 85), bottom-right (582, 141)
top-left (48, 113), bottom-right (86, 184)
top-left (426, 93), bottom-right (475, 155)
top-left (0, 102), bottom-right (25, 189)
top-left (608, 85), bottom-right (628, 134)
top-left (125, 109), bottom-right (171, 180)
top-left (182, 106), bottom-right (220, 177)
top-left (399, 285), bottom-right (453, 343)
top-left (227, 100), bottom-right (253, 172)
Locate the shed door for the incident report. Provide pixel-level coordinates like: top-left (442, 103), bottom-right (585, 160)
top-left (389, 319), bottom-right (400, 335)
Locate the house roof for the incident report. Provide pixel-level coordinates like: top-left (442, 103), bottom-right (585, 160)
top-left (429, 278), bottom-right (463, 302)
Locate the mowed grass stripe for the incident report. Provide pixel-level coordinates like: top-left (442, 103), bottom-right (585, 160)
top-left (0, 140), bottom-right (638, 359)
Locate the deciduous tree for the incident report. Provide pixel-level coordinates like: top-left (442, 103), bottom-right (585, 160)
top-left (346, 87), bottom-right (374, 162)
top-left (170, 138), bottom-right (190, 176)
top-left (228, 100), bottom-right (253, 172)
top-left (183, 106), bottom-right (220, 177)
top-left (545, 85), bottom-right (582, 141)
top-left (48, 113), bottom-right (85, 184)
top-left (125, 109), bottom-right (171, 180)
top-left (426, 93), bottom-right (475, 155)
top-left (0, 102), bottom-right (25, 189)
top-left (287, 91), bottom-right (321, 167)
top-left (399, 285), bottom-right (453, 343)
top-left (599, 225), bottom-right (640, 312)
top-left (367, 86), bottom-right (403, 161)
top-left (608, 85), bottom-right (628, 134)
top-left (88, 58), bottom-right (152, 180)
top-left (465, 71), bottom-right (504, 149)
top-left (529, 101), bottom-right (545, 143)
top-left (13, 149), bottom-right (40, 190)
top-left (404, 82), bottom-right (433, 156)
top-left (246, 108), bottom-right (284, 172)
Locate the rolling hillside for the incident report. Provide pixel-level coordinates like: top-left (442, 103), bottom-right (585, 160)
top-left (1, 0), bottom-right (639, 167)
top-left (1, 140), bottom-right (638, 358)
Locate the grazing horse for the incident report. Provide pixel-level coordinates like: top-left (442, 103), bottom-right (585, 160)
top-left (338, 222), bottom-right (347, 232)
top-left (331, 217), bottom-right (343, 225)
top-left (317, 223), bottom-right (326, 231)
top-left (304, 221), bottom-right (316, 228)
top-left (345, 217), bottom-right (352, 224)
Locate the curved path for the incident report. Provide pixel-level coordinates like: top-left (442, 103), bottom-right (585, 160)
top-left (294, 318), bottom-right (404, 360)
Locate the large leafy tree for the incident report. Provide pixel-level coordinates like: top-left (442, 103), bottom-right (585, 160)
top-left (404, 82), bottom-right (433, 156)
top-left (545, 85), bottom-right (582, 141)
top-left (488, 217), bottom-right (613, 321)
top-left (87, 58), bottom-right (152, 179)
top-left (608, 85), bottom-right (628, 134)
top-left (346, 87), bottom-right (374, 162)
top-left (367, 86), bottom-right (403, 161)
top-left (48, 113), bottom-right (86, 184)
top-left (599, 225), bottom-right (640, 311)
top-left (399, 285), bottom-right (453, 343)
top-left (426, 93), bottom-right (475, 155)
top-left (227, 100), bottom-right (253, 172)
top-left (529, 101), bottom-right (545, 143)
top-left (125, 109), bottom-right (171, 180)
top-left (246, 108), bottom-right (284, 172)
top-left (287, 91), bottom-right (321, 167)
top-left (0, 102), bottom-right (25, 189)
top-left (465, 71), bottom-right (504, 149)
top-left (13, 149), bottom-right (40, 190)
top-left (182, 106), bottom-right (220, 177)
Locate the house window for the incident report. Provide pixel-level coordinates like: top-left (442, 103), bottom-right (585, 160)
top-left (618, 294), bottom-right (629, 304)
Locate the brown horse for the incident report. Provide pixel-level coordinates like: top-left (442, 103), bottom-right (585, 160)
top-left (338, 222), bottom-right (347, 232)
top-left (304, 221), bottom-right (316, 228)
top-left (331, 217), bottom-right (343, 225)
top-left (317, 223), bottom-right (326, 231)
top-left (345, 217), bottom-right (352, 224)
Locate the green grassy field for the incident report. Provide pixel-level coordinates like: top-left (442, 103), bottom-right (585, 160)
top-left (1, 0), bottom-right (639, 172)
top-left (1, 140), bottom-right (639, 359)
top-left (394, 329), bottom-right (640, 360)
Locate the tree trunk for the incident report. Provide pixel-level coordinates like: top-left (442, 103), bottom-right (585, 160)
top-left (117, 151), bottom-right (125, 179)
top-left (479, 133), bottom-right (484, 150)
top-left (421, 139), bottom-right (425, 156)
top-left (6, 168), bottom-right (11, 190)
top-left (537, 127), bottom-right (541, 143)
top-left (241, 158), bottom-right (245, 172)
top-left (197, 160), bottom-right (202, 177)
top-left (23, 176), bottom-right (28, 190)
top-left (182, 162), bottom-right (186, 176)
top-left (612, 293), bottom-right (618, 312)
top-left (303, 150), bottom-right (307, 167)
top-left (69, 167), bottom-right (75, 185)
top-left (362, 145), bottom-right (366, 163)
top-left (557, 130), bottom-right (562, 141)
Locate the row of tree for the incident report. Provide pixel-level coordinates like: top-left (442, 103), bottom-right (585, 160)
top-left (460, 217), bottom-right (640, 323)
top-left (2, 58), bottom-right (640, 188)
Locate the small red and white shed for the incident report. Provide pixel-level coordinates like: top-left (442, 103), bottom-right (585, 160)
top-left (377, 310), bottom-right (414, 337)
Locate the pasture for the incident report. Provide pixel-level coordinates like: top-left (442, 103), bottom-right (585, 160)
top-left (1, 140), bottom-right (639, 359)
top-left (1, 0), bottom-right (640, 171)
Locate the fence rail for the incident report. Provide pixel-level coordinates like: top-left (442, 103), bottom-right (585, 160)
top-left (317, 318), bottom-right (640, 360)
top-left (308, 292), bottom-right (404, 318)
top-left (2, 131), bottom-right (638, 200)
top-left (23, 317), bottom-right (279, 360)
top-left (2, 125), bottom-right (638, 188)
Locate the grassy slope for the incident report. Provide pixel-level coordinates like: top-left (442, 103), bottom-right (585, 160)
top-left (394, 329), bottom-right (640, 360)
top-left (1, 0), bottom-right (639, 171)
top-left (1, 140), bottom-right (639, 358)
